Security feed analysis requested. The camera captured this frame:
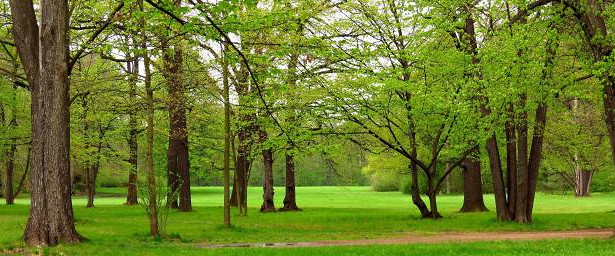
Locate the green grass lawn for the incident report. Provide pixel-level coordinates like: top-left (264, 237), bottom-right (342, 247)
top-left (1, 186), bottom-right (614, 255)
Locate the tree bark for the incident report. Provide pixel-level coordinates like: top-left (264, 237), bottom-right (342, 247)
top-left (5, 139), bottom-right (16, 205)
top-left (405, 97), bottom-right (430, 218)
top-left (222, 48), bottom-right (231, 227)
top-left (280, 151), bottom-right (301, 211)
top-left (515, 95), bottom-right (530, 223)
top-left (163, 2), bottom-right (191, 210)
top-left (0, 105), bottom-right (3, 199)
top-left (259, 130), bottom-right (275, 212)
top-left (13, 146), bottom-right (31, 200)
top-left (426, 165), bottom-right (442, 219)
top-left (505, 104), bottom-right (517, 216)
top-left (10, 0), bottom-right (84, 246)
top-left (139, 0), bottom-right (159, 237)
top-left (485, 133), bottom-right (512, 221)
top-left (460, 156), bottom-right (488, 212)
top-left (125, 38), bottom-right (139, 206)
top-left (526, 104), bottom-right (548, 220)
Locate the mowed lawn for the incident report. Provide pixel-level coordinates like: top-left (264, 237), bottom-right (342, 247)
top-left (0, 187), bottom-right (614, 255)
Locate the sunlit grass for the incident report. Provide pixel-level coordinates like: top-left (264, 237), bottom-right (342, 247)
top-left (0, 186), bottom-right (613, 255)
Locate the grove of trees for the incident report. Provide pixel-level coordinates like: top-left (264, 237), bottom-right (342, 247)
top-left (0, 0), bottom-right (614, 247)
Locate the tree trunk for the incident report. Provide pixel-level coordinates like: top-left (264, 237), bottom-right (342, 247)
top-left (230, 129), bottom-right (250, 212)
top-left (515, 94), bottom-right (530, 223)
top-left (459, 157), bottom-right (488, 212)
top-left (11, 0), bottom-right (84, 246)
top-left (13, 146), bottom-right (31, 199)
top-left (405, 98), bottom-right (430, 218)
top-left (526, 104), bottom-right (548, 220)
top-left (575, 170), bottom-right (593, 197)
top-left (280, 151), bottom-right (301, 211)
top-left (164, 24), bottom-right (191, 211)
top-left (259, 130), bottom-right (275, 212)
top-left (222, 48), bottom-right (231, 227)
top-left (485, 134), bottom-right (512, 221)
top-left (5, 140), bottom-right (16, 205)
top-left (126, 39), bottom-right (139, 206)
top-left (0, 105), bottom-right (3, 199)
top-left (139, 0), bottom-right (159, 237)
top-left (126, 112), bottom-right (139, 205)
top-left (426, 166), bottom-right (441, 219)
top-left (505, 104), bottom-right (517, 216)
top-left (82, 96), bottom-right (94, 208)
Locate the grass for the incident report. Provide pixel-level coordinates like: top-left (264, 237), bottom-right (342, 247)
top-left (0, 186), bottom-right (614, 255)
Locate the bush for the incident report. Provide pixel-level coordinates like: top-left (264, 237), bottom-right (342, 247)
top-left (370, 172), bottom-right (401, 192)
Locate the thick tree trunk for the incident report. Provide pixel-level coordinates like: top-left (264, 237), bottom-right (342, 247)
top-left (280, 152), bottom-right (301, 211)
top-left (164, 38), bottom-right (191, 211)
top-left (11, 0), bottom-right (84, 246)
top-left (459, 157), bottom-right (488, 212)
top-left (259, 131), bottom-right (275, 212)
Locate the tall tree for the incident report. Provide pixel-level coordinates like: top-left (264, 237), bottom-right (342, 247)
top-left (163, 0), bottom-right (192, 212)
top-left (9, 0), bottom-right (83, 245)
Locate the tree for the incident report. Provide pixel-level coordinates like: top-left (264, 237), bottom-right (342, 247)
top-left (9, 0), bottom-right (83, 246)
top-left (163, 0), bottom-right (192, 212)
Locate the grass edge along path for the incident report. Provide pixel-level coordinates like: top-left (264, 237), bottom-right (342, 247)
top-left (198, 229), bottom-right (614, 248)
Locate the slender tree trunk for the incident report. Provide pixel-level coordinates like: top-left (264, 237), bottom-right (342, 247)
top-left (280, 152), bottom-right (301, 211)
top-left (126, 114), bottom-right (139, 205)
top-left (13, 146), bottom-right (31, 199)
top-left (405, 97), bottom-right (430, 218)
top-left (526, 104), bottom-right (548, 220)
top-left (5, 140), bottom-right (16, 205)
top-left (139, 0), bottom-right (159, 237)
top-left (525, 38), bottom-right (555, 220)
top-left (230, 129), bottom-right (250, 213)
top-left (505, 104), bottom-right (517, 216)
top-left (0, 105), bottom-right (4, 198)
top-left (11, 0), bottom-right (84, 245)
top-left (222, 48), bottom-right (231, 227)
top-left (5, 84), bottom-right (18, 205)
top-left (485, 134), bottom-right (512, 221)
top-left (459, 156), bottom-right (488, 212)
top-left (259, 130), bottom-right (275, 212)
top-left (82, 96), bottom-right (95, 208)
top-left (125, 39), bottom-right (139, 206)
top-left (515, 95), bottom-right (530, 223)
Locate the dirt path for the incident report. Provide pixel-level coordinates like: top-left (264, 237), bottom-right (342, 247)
top-left (198, 229), bottom-right (613, 248)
